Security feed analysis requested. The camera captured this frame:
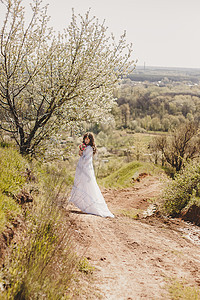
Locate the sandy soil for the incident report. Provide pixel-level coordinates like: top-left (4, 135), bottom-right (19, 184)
top-left (68, 176), bottom-right (200, 300)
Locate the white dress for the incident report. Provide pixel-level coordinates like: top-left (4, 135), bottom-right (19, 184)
top-left (69, 145), bottom-right (114, 218)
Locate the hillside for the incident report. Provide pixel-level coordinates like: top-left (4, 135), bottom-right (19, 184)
top-left (0, 143), bottom-right (200, 299)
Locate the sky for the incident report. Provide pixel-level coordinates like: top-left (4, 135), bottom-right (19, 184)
top-left (1, 0), bottom-right (200, 69)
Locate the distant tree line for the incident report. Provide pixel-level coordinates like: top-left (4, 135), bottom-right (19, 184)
top-left (127, 73), bottom-right (200, 83)
top-left (113, 83), bottom-right (200, 132)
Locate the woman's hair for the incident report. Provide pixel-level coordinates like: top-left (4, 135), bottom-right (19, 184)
top-left (83, 132), bottom-right (97, 154)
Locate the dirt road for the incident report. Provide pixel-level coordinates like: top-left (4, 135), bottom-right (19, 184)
top-left (69, 176), bottom-right (200, 299)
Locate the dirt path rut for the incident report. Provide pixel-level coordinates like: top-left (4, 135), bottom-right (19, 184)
top-left (69, 176), bottom-right (200, 299)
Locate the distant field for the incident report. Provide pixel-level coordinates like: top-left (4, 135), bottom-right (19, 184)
top-left (128, 66), bottom-right (200, 83)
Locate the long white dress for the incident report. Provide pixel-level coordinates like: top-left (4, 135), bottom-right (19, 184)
top-left (69, 145), bottom-right (114, 217)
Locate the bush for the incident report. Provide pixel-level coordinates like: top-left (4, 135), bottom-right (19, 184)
top-left (163, 161), bottom-right (200, 215)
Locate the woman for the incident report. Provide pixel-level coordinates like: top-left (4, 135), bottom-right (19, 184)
top-left (69, 133), bottom-right (114, 218)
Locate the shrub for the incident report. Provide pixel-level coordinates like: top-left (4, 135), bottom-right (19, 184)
top-left (163, 160), bottom-right (200, 215)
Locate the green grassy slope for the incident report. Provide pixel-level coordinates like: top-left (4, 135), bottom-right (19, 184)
top-left (0, 147), bottom-right (27, 232)
top-left (99, 160), bottom-right (162, 188)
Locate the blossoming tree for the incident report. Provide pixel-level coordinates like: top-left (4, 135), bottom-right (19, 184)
top-left (0, 0), bottom-right (135, 156)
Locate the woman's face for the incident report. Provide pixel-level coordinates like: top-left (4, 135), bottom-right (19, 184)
top-left (84, 136), bottom-right (90, 145)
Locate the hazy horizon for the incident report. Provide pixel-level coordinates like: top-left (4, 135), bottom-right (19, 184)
top-left (135, 65), bottom-right (200, 70)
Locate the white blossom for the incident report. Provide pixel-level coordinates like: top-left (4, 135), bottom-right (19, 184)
top-left (0, 0), bottom-right (135, 156)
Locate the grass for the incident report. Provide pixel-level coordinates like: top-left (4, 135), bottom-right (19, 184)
top-left (0, 147), bottom-right (27, 233)
top-left (78, 257), bottom-right (95, 274)
top-left (0, 147), bottom-right (27, 194)
top-left (95, 156), bottom-right (125, 179)
top-left (171, 250), bottom-right (184, 258)
top-left (99, 160), bottom-right (164, 188)
top-left (0, 192), bottom-right (21, 232)
top-left (133, 132), bottom-right (158, 144)
top-left (99, 160), bottom-right (142, 188)
top-left (116, 208), bottom-right (141, 219)
top-left (167, 279), bottom-right (200, 300)
top-left (1, 191), bottom-right (79, 299)
top-left (94, 130), bottom-right (167, 189)
top-left (0, 145), bottom-right (90, 299)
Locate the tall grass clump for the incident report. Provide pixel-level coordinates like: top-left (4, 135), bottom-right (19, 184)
top-left (32, 161), bottom-right (74, 197)
top-left (0, 147), bottom-right (27, 232)
top-left (0, 192), bottom-right (21, 232)
top-left (1, 193), bottom-right (78, 299)
top-left (163, 160), bottom-right (200, 216)
top-left (0, 147), bottom-right (27, 195)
